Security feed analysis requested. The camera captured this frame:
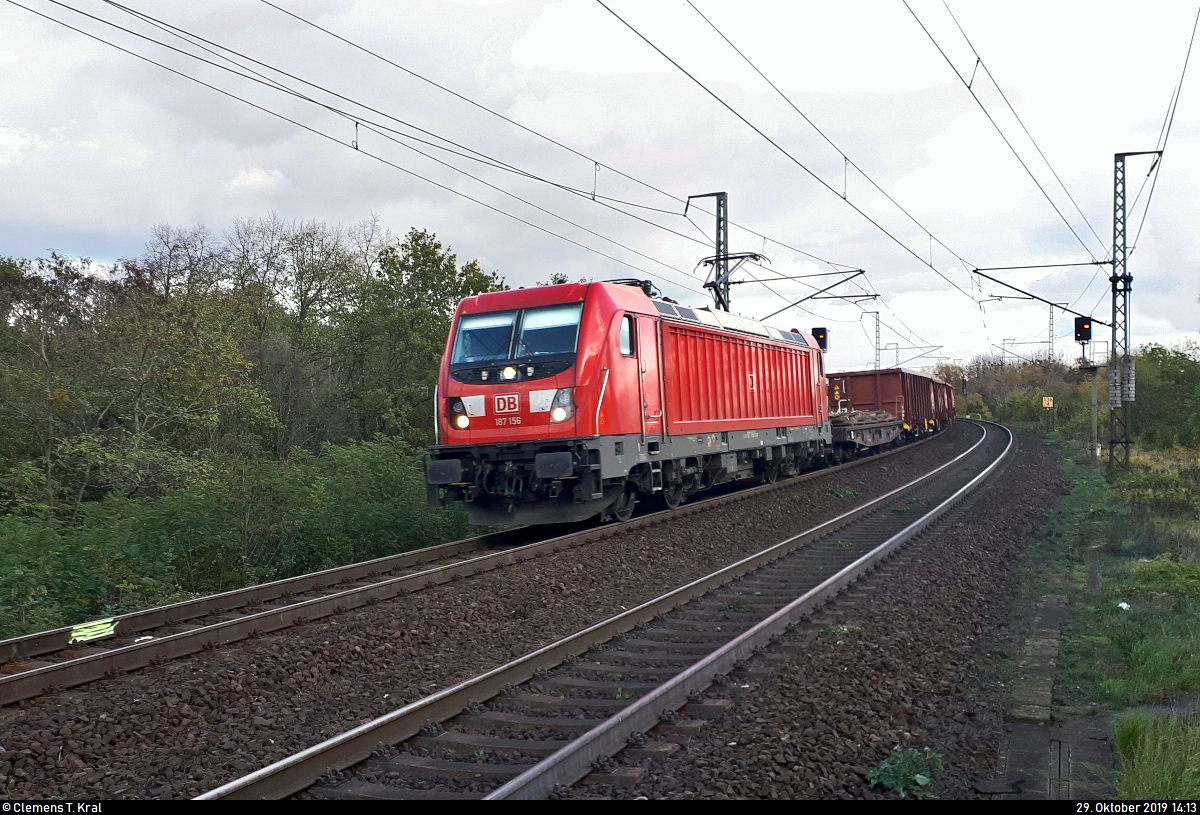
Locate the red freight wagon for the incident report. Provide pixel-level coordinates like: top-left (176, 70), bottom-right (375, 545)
top-left (425, 280), bottom-right (832, 525)
top-left (827, 368), bottom-right (956, 436)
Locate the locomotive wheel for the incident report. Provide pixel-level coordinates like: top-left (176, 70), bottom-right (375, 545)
top-left (659, 480), bottom-right (686, 510)
top-left (759, 461), bottom-right (780, 485)
top-left (610, 489), bottom-right (637, 522)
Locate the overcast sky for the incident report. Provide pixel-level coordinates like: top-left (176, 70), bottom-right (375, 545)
top-left (1, 0), bottom-right (1197, 370)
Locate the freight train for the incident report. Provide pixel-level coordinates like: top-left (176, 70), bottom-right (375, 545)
top-left (424, 280), bottom-right (954, 525)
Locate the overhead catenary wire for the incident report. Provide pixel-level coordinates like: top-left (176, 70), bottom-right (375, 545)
top-left (252, 0), bottom-right (951, 343)
top-left (83, 0), bottom-right (852, 310)
top-left (660, 0), bottom-right (982, 309)
top-left (5, 0), bottom-right (714, 297)
top-left (18, 0), bottom-right (1000, 362)
top-left (89, 0), bottom-right (731, 263)
top-left (684, 0), bottom-right (982, 281)
top-left (97, 0), bottom-right (909, 327)
top-left (903, 1), bottom-right (1104, 262)
top-left (1071, 2), bottom-right (1198, 313)
top-left (93, 0), bottom-right (887, 319)
top-left (1130, 2), bottom-right (1200, 254)
top-left (1069, 60), bottom-right (1184, 310)
top-left (257, 0), bottom-right (860, 275)
top-left (96, 0), bottom-right (646, 209)
top-left (20, 0), bottom-right (896, 319)
top-left (49, 0), bottom-right (805, 300)
top-left (48, 0), bottom-right (894, 336)
top-left (935, 0), bottom-right (1109, 258)
top-left (660, 1), bottom-right (964, 352)
top-left (674, 1), bottom-right (992, 365)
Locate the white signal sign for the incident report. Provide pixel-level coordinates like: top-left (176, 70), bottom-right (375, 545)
top-left (494, 394), bottom-right (520, 414)
top-left (1043, 396), bottom-right (1054, 409)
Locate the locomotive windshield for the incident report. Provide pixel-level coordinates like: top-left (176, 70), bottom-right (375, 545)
top-left (452, 311), bottom-right (516, 363)
top-left (452, 303), bottom-right (582, 364)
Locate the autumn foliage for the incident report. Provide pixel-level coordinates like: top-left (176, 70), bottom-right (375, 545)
top-left (0, 215), bottom-right (504, 636)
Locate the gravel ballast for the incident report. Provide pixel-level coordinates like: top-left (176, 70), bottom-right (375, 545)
top-left (568, 431), bottom-right (1064, 800)
top-left (0, 427), bottom-right (977, 799)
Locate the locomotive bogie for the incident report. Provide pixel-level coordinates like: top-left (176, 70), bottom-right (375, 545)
top-left (426, 425), bottom-right (831, 525)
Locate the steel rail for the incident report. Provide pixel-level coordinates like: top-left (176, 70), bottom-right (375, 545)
top-left (0, 528), bottom-right (528, 665)
top-left (196, 424), bottom-right (986, 800)
top-left (0, 429), bottom-right (941, 707)
top-left (487, 421), bottom-right (1012, 799)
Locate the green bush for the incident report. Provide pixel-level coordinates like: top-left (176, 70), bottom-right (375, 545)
top-left (866, 746), bottom-right (943, 799)
top-left (1124, 558), bottom-right (1200, 601)
top-left (1114, 471), bottom-right (1196, 516)
top-left (0, 439), bottom-right (470, 639)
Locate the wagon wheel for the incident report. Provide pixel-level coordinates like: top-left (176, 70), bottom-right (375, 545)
top-left (610, 488), bottom-right (637, 523)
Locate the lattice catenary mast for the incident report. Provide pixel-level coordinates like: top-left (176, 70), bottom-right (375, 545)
top-left (1108, 151), bottom-right (1161, 470)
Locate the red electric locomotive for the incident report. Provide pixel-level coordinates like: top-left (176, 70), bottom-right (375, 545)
top-left (425, 280), bottom-right (832, 525)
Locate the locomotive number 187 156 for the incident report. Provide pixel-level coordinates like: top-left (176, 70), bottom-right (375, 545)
top-left (495, 416), bottom-right (522, 426)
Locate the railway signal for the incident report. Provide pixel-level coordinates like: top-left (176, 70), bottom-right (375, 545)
top-left (811, 327), bottom-right (828, 351)
top-left (1074, 316), bottom-right (1092, 343)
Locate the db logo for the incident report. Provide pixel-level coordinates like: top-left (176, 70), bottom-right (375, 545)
top-left (494, 394), bottom-right (519, 414)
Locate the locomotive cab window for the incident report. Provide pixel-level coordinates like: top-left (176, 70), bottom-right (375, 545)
top-left (452, 311), bottom-right (517, 363)
top-left (619, 315), bottom-right (635, 356)
top-left (452, 304), bottom-right (583, 365)
top-left (516, 303), bottom-right (583, 358)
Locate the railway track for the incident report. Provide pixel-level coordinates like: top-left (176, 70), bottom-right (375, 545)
top-left (196, 421), bottom-right (1010, 801)
top-left (0, 431), bottom-right (940, 708)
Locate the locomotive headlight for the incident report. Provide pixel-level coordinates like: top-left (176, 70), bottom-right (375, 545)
top-left (549, 388), bottom-right (574, 424)
top-left (449, 397), bottom-right (470, 430)
top-left (501, 365), bottom-right (518, 380)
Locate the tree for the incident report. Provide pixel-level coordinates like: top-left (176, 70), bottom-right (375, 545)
top-left (336, 228), bottom-right (506, 446)
top-left (137, 223), bottom-right (224, 301)
top-left (537, 272), bottom-right (587, 286)
top-left (1134, 342), bottom-right (1200, 448)
top-left (0, 254), bottom-right (104, 512)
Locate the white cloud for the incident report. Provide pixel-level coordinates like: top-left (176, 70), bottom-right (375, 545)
top-left (511, 1), bottom-right (668, 77)
top-left (226, 166), bottom-right (284, 193)
top-left (0, 0), bottom-right (1197, 364)
top-left (889, 115), bottom-right (1035, 217)
top-left (511, 0), bottom-right (949, 94)
top-left (0, 126), bottom-right (43, 167)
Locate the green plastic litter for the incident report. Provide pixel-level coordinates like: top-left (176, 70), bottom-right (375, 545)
top-left (69, 618), bottom-right (116, 644)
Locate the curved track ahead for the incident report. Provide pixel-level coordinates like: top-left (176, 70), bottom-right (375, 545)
top-left (197, 421), bottom-right (1011, 800)
top-left (0, 431), bottom-right (941, 708)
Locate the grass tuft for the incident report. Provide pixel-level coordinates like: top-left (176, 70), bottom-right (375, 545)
top-left (1114, 711), bottom-right (1200, 799)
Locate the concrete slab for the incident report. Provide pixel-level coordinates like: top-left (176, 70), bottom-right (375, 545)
top-left (1005, 596), bottom-right (1065, 725)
